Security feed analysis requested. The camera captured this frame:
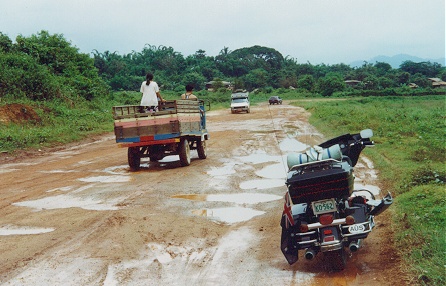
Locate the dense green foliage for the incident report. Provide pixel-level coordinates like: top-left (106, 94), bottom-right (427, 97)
top-left (294, 96), bottom-right (445, 285)
top-left (1, 30), bottom-right (445, 102)
top-left (0, 30), bottom-right (110, 151)
top-left (0, 31), bottom-right (109, 101)
top-left (0, 97), bottom-right (114, 151)
top-left (92, 42), bottom-right (446, 96)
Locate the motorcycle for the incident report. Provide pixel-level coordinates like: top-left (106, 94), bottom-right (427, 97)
top-left (280, 129), bottom-right (392, 270)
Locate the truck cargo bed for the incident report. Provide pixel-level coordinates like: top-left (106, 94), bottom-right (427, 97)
top-left (113, 100), bottom-right (206, 146)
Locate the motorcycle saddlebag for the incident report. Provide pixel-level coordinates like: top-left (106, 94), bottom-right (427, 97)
top-left (286, 160), bottom-right (353, 204)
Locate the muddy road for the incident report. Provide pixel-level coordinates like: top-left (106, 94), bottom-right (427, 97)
top-left (0, 102), bottom-right (403, 285)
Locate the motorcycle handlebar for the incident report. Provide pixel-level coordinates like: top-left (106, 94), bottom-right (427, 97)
top-left (349, 139), bottom-right (374, 147)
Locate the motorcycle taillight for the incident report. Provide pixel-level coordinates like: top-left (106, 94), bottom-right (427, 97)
top-left (346, 215), bottom-right (355, 225)
top-left (319, 214), bottom-right (334, 225)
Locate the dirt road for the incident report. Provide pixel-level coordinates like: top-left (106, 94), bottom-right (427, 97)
top-left (0, 102), bottom-right (403, 285)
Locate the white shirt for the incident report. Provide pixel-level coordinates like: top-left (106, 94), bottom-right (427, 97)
top-left (140, 81), bottom-right (159, 106)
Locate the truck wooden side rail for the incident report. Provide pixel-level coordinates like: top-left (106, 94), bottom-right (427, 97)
top-left (112, 100), bottom-right (209, 170)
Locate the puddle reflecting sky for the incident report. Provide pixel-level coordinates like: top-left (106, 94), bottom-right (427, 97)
top-left (207, 162), bottom-right (238, 177)
top-left (13, 194), bottom-right (122, 211)
top-left (46, 186), bottom-right (74, 193)
top-left (192, 207), bottom-right (265, 224)
top-left (158, 155), bottom-right (179, 163)
top-left (0, 225), bottom-right (55, 236)
top-left (0, 168), bottom-right (19, 174)
top-left (255, 163), bottom-right (287, 179)
top-left (172, 193), bottom-right (282, 204)
top-left (238, 152), bottom-right (281, 164)
top-left (279, 137), bottom-right (308, 152)
top-left (40, 170), bottom-right (78, 174)
top-left (78, 175), bottom-right (131, 183)
top-left (239, 179), bottom-right (285, 190)
top-left (0, 162), bottom-right (35, 174)
top-left (103, 165), bottom-right (130, 175)
top-left (354, 183), bottom-right (381, 196)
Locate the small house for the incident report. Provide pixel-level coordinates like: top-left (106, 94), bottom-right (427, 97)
top-left (428, 78), bottom-right (446, 89)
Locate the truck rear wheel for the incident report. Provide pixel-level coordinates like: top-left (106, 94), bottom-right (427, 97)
top-left (179, 139), bottom-right (191, 166)
top-left (197, 139), bottom-right (207, 159)
top-left (128, 147), bottom-right (141, 171)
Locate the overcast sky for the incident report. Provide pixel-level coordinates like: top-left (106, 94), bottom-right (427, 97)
top-left (1, 0), bottom-right (444, 65)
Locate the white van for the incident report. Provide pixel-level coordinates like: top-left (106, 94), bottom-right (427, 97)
top-left (230, 92), bottom-right (250, 113)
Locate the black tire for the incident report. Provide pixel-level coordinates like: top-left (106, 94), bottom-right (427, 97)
top-left (149, 152), bottom-right (164, 162)
top-left (149, 155), bottom-right (165, 162)
top-left (197, 139), bottom-right (207, 159)
top-left (178, 139), bottom-right (191, 166)
top-left (148, 146), bottom-right (163, 162)
top-left (128, 147), bottom-right (141, 171)
top-left (325, 248), bottom-right (347, 271)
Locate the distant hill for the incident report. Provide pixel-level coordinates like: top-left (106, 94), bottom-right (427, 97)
top-left (350, 54), bottom-right (446, 68)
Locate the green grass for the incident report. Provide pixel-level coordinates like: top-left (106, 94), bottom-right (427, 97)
top-left (292, 95), bottom-right (445, 285)
top-left (0, 96), bottom-right (117, 153)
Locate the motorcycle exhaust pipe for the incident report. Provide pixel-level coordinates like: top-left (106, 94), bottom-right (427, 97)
top-left (305, 248), bottom-right (316, 260)
top-left (349, 239), bottom-right (362, 252)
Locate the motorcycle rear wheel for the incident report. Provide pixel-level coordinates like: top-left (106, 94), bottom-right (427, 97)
top-left (324, 248), bottom-right (346, 271)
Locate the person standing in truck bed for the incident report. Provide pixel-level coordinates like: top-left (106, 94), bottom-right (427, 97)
top-left (181, 84), bottom-right (198, 100)
top-left (140, 72), bottom-right (165, 112)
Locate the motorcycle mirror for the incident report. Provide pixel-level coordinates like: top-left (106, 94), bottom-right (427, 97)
top-left (360, 129), bottom-right (373, 138)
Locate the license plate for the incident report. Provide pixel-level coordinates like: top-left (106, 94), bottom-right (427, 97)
top-left (348, 224), bottom-right (365, 234)
top-left (312, 199), bottom-right (337, 215)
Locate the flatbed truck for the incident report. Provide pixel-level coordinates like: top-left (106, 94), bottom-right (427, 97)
top-left (112, 100), bottom-right (209, 170)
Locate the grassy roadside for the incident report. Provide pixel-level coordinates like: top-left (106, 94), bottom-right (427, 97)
top-left (292, 96), bottom-right (445, 285)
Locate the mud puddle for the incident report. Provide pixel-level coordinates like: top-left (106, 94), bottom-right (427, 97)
top-left (0, 225), bottom-right (55, 236)
top-left (13, 165), bottom-right (134, 212)
top-left (173, 193), bottom-right (282, 224)
top-left (191, 207), bottom-right (265, 223)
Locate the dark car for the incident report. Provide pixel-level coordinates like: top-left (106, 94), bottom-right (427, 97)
top-left (269, 96), bottom-right (282, 105)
